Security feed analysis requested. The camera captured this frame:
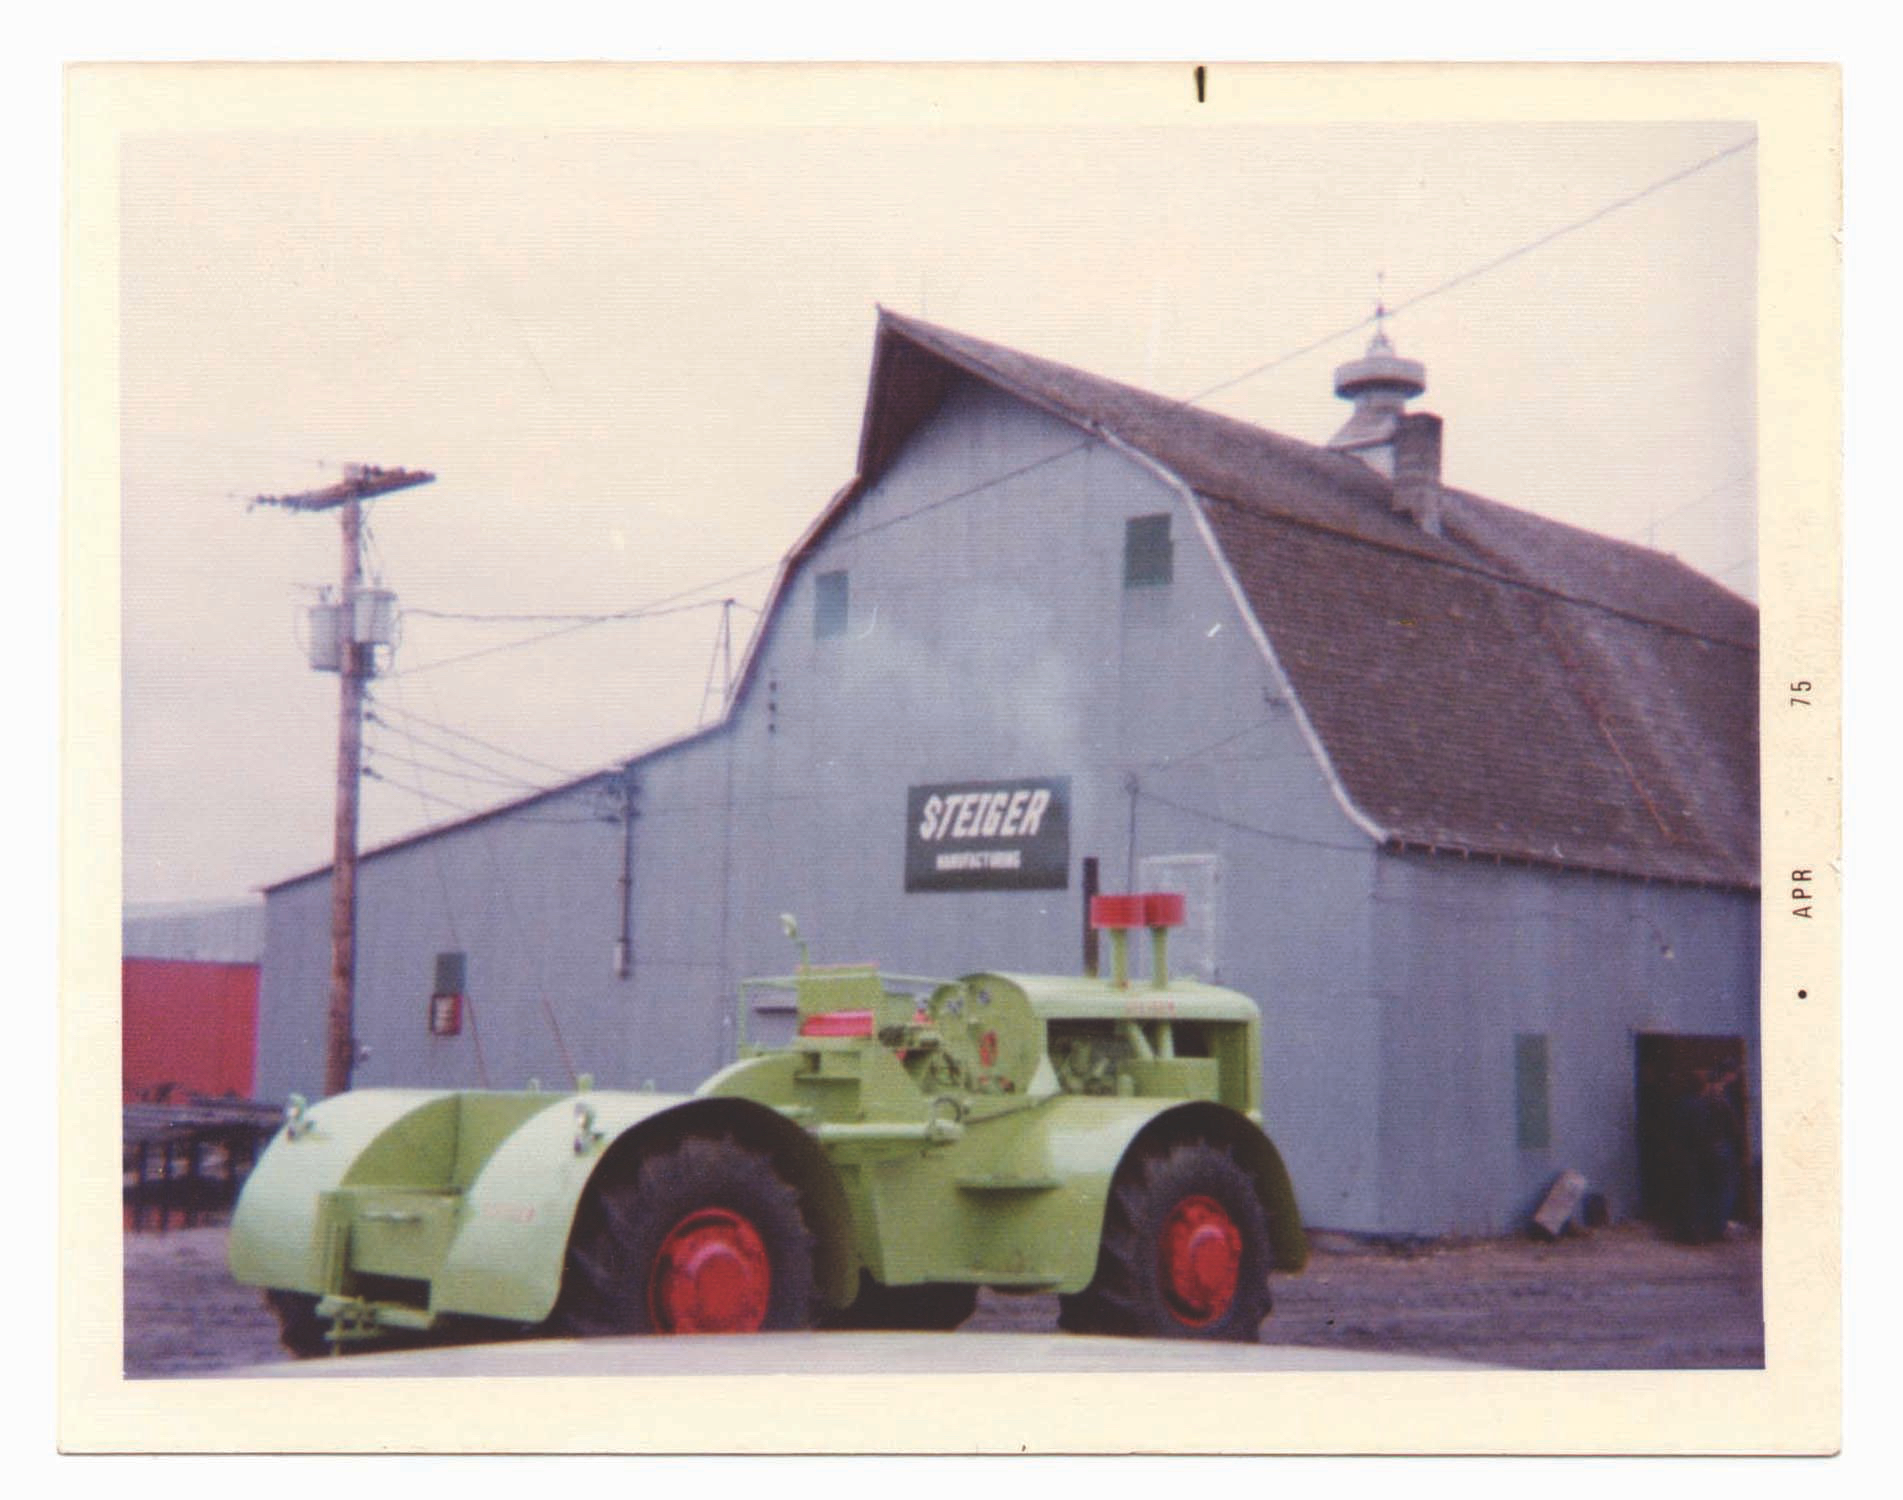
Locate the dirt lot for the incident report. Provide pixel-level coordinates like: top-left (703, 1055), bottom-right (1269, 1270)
top-left (123, 1219), bottom-right (1761, 1377)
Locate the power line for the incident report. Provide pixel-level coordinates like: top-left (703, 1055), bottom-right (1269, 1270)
top-left (360, 766), bottom-right (494, 816)
top-left (366, 696), bottom-right (585, 780)
top-left (365, 709), bottom-right (506, 773)
top-left (404, 595), bottom-right (762, 625)
top-left (1394, 139), bottom-right (1756, 310)
top-left (1134, 786), bottom-right (1372, 857)
top-left (828, 440), bottom-right (1090, 549)
top-left (1186, 133), bottom-right (1757, 407)
top-left (376, 669), bottom-right (590, 1084)
top-left (1181, 320), bottom-right (1384, 407)
top-left (406, 602), bottom-right (706, 626)
top-left (391, 595), bottom-right (755, 679)
top-left (828, 137), bottom-right (1762, 579)
top-left (1639, 465), bottom-right (1757, 545)
top-left (363, 739), bottom-right (548, 793)
top-left (369, 664), bottom-right (622, 833)
top-left (364, 702), bottom-right (582, 785)
top-left (378, 667), bottom-right (497, 1086)
top-left (1144, 716), bottom-right (1277, 771)
top-left (361, 515), bottom-right (387, 587)
top-left (357, 136), bottom-right (1756, 691)
top-left (372, 678), bottom-right (472, 945)
top-left (463, 777), bottom-right (581, 1087)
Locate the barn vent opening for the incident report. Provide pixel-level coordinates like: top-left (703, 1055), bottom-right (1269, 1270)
top-left (815, 570), bottom-right (849, 638)
top-left (1124, 514), bottom-right (1173, 587)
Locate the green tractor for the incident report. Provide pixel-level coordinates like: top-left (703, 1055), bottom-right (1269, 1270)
top-left (229, 893), bottom-right (1307, 1352)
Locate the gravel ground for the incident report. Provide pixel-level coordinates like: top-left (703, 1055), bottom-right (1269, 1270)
top-left (123, 1218), bottom-right (1761, 1378)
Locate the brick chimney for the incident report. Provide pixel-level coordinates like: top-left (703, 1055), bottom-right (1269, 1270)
top-left (1392, 412), bottom-right (1444, 535)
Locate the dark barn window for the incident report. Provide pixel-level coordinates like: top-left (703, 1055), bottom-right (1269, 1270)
top-left (1124, 514), bottom-right (1173, 587)
top-left (815, 570), bottom-right (849, 638)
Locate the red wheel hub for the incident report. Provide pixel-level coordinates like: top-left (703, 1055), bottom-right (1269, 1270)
top-left (1158, 1194), bottom-right (1242, 1327)
top-left (648, 1207), bottom-right (772, 1333)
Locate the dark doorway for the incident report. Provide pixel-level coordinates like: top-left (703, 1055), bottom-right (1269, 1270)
top-left (1634, 1033), bottom-right (1753, 1239)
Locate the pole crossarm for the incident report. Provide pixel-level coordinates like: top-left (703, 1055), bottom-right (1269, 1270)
top-left (250, 465), bottom-right (436, 513)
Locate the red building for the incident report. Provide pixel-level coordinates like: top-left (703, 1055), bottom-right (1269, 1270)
top-left (122, 902), bottom-right (263, 1102)
top-left (121, 958), bottom-right (258, 1102)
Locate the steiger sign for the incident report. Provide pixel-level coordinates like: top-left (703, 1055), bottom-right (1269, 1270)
top-left (904, 776), bottom-right (1071, 892)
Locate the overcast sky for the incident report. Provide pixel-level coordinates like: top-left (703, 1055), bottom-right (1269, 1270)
top-left (116, 104), bottom-right (1756, 905)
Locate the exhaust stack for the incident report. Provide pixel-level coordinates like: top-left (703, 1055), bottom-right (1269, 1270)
top-left (1089, 891), bottom-right (1187, 989)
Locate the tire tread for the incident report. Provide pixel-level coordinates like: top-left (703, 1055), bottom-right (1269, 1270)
top-left (548, 1133), bottom-right (818, 1336)
top-left (1058, 1139), bottom-right (1273, 1342)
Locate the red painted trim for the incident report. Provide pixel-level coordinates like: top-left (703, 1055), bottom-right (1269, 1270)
top-left (798, 1009), bottom-right (876, 1038)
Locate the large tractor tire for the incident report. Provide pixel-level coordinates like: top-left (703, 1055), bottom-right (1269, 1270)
top-left (548, 1134), bottom-right (818, 1336)
top-left (822, 1273), bottom-right (978, 1332)
top-left (1058, 1139), bottom-right (1273, 1342)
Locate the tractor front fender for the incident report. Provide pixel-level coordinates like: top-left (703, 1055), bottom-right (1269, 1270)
top-left (230, 1087), bottom-right (703, 1324)
top-left (437, 1089), bottom-right (860, 1323)
top-left (1126, 1102), bottom-right (1309, 1272)
top-left (432, 1089), bottom-right (705, 1324)
top-left (229, 1089), bottom-right (460, 1295)
top-left (1016, 1098), bottom-right (1307, 1291)
top-left (231, 1085), bottom-right (859, 1331)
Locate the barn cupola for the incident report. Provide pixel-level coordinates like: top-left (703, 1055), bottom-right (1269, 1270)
top-left (1328, 306), bottom-right (1443, 534)
top-left (1327, 307), bottom-right (1427, 479)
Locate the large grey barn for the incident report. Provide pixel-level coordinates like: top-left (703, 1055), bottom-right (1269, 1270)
top-left (257, 309), bottom-right (1760, 1237)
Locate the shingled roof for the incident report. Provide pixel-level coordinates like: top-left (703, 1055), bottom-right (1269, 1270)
top-left (862, 309), bottom-right (1759, 889)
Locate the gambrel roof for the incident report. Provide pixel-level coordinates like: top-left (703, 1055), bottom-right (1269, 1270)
top-left (268, 308), bottom-right (1758, 895)
top-left (854, 309), bottom-right (1758, 889)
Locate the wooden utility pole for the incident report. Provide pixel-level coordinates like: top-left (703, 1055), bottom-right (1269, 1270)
top-left (253, 464), bottom-right (435, 1096)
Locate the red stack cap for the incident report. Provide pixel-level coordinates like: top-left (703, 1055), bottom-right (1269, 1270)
top-left (1089, 893), bottom-right (1148, 930)
top-left (1143, 891), bottom-right (1186, 928)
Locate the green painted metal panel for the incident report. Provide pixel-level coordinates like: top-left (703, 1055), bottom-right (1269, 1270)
top-left (433, 1090), bottom-right (701, 1322)
top-left (228, 1090), bottom-right (455, 1294)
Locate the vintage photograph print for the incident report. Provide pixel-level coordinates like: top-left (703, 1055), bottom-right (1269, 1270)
top-left (64, 64), bottom-right (1841, 1454)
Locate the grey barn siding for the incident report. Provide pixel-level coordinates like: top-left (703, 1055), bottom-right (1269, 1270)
top-left (1367, 857), bottom-right (1757, 1235)
top-left (257, 360), bottom-right (1758, 1237)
